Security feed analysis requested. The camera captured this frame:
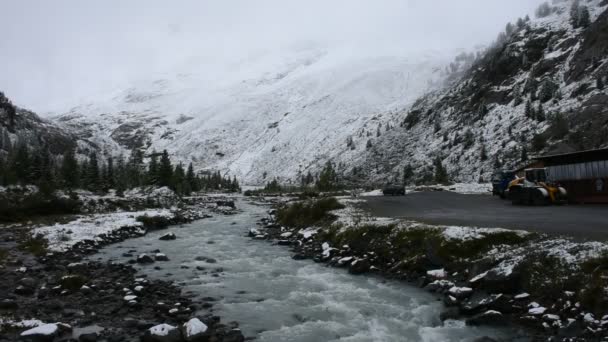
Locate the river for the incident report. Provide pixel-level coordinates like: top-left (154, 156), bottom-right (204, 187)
top-left (92, 199), bottom-right (524, 342)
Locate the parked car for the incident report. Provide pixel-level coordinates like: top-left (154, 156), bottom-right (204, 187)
top-left (383, 185), bottom-right (406, 196)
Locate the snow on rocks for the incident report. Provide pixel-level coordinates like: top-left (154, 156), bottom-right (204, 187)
top-left (137, 254), bottom-right (155, 264)
top-left (182, 318), bottom-right (208, 341)
top-left (427, 268), bottom-right (447, 279)
top-left (143, 323), bottom-right (181, 342)
top-left (528, 306), bottom-right (547, 315)
top-left (298, 227), bottom-right (318, 239)
top-left (20, 323), bottom-right (72, 341)
top-left (448, 286), bottom-right (473, 299)
top-left (34, 209), bottom-right (173, 251)
top-left (159, 232), bottom-right (177, 241)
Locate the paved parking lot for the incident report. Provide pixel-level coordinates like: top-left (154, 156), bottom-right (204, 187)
top-left (361, 191), bottom-right (608, 240)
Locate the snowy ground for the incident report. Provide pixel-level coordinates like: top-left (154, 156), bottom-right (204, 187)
top-left (33, 209), bottom-right (173, 252)
top-left (333, 197), bottom-right (608, 277)
top-left (359, 183), bottom-right (491, 197)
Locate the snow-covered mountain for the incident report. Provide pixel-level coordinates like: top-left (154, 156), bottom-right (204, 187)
top-left (354, 0), bottom-right (608, 185)
top-left (52, 46), bottom-right (452, 184)
top-left (11, 0), bottom-right (605, 187)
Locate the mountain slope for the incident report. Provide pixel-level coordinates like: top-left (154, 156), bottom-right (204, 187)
top-left (53, 48), bottom-right (451, 184)
top-left (354, 0), bottom-right (608, 185)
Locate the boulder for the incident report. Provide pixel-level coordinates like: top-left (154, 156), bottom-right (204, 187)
top-left (466, 310), bottom-right (505, 326)
top-left (181, 318), bottom-right (208, 342)
top-left (141, 324), bottom-right (182, 342)
top-left (348, 259), bottom-right (371, 275)
top-left (137, 254), bottom-right (155, 264)
top-left (159, 233), bottom-right (177, 241)
top-left (20, 323), bottom-right (72, 342)
top-left (155, 253), bottom-right (170, 262)
top-left (14, 285), bottom-right (35, 296)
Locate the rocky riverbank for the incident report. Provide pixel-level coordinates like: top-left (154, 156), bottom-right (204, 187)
top-left (0, 192), bottom-right (245, 342)
top-left (249, 196), bottom-right (608, 342)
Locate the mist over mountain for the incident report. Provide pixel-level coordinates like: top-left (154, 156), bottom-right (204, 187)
top-left (6, 0), bottom-right (605, 186)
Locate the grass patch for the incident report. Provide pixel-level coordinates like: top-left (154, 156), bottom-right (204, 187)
top-left (437, 231), bottom-right (531, 263)
top-left (577, 254), bottom-right (608, 315)
top-left (276, 197), bottom-right (344, 228)
top-left (0, 193), bottom-right (81, 223)
top-left (18, 234), bottom-right (49, 257)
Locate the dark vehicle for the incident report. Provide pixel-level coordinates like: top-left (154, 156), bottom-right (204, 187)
top-left (383, 185), bottom-right (405, 196)
top-left (492, 170), bottom-right (516, 199)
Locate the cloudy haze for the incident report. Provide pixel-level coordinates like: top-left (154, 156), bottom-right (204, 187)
top-left (1, 0), bottom-right (544, 113)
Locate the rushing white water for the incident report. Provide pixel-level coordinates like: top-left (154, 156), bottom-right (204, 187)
top-left (93, 199), bottom-right (526, 342)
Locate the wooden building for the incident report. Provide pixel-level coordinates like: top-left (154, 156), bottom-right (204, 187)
top-left (535, 148), bottom-right (608, 204)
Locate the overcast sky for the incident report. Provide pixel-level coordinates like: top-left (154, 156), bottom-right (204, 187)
top-left (0, 0), bottom-right (544, 113)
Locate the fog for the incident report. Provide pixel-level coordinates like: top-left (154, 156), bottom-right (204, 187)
top-left (0, 0), bottom-right (544, 113)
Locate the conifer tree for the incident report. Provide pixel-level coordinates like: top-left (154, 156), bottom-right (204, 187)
top-left (186, 163), bottom-right (198, 192)
top-left (578, 6), bottom-right (590, 28)
top-left (537, 103), bottom-right (546, 122)
top-left (597, 76), bottom-right (605, 90)
top-left (570, 0), bottom-right (580, 27)
top-left (433, 157), bottom-right (449, 185)
top-left (158, 150), bottom-right (173, 188)
top-left (86, 153), bottom-right (100, 191)
top-left (147, 151), bottom-right (159, 185)
top-left (61, 149), bottom-right (79, 189)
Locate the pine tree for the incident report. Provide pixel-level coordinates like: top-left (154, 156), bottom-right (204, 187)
top-left (105, 156), bottom-right (115, 190)
top-left (537, 103), bottom-right (546, 122)
top-left (12, 141), bottom-right (31, 184)
top-left (87, 153), bottom-right (101, 191)
top-left (521, 147), bottom-right (528, 162)
top-left (578, 6), bottom-right (590, 28)
top-left (570, 0), bottom-right (581, 27)
top-left (480, 144), bottom-right (488, 161)
top-left (597, 76), bottom-right (605, 90)
top-left (433, 157), bottom-right (449, 185)
top-left (172, 162), bottom-right (186, 195)
top-left (525, 99), bottom-right (534, 119)
top-left (147, 151), bottom-right (159, 185)
top-left (186, 163), bottom-right (198, 192)
top-left (158, 150), bottom-right (173, 188)
top-left (38, 148), bottom-right (55, 195)
top-left (316, 161), bottom-right (338, 191)
top-left (403, 164), bottom-right (414, 185)
top-left (61, 148), bottom-right (79, 189)
top-left (128, 149), bottom-right (144, 187)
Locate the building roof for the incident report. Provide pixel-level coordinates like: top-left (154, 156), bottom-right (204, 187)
top-left (536, 147), bottom-right (608, 166)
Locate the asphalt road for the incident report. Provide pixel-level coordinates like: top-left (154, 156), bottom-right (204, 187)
top-left (360, 191), bottom-right (608, 240)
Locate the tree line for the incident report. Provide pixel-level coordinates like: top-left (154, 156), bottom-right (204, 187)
top-left (0, 137), bottom-right (240, 196)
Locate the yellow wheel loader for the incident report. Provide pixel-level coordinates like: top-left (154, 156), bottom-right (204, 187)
top-left (507, 168), bottom-right (568, 205)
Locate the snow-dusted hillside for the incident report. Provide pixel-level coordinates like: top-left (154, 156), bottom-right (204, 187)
top-left (52, 46), bottom-right (451, 184)
top-left (354, 0), bottom-right (608, 185)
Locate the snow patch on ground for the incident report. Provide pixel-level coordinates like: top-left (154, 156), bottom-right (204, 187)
top-left (34, 209), bottom-right (173, 251)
